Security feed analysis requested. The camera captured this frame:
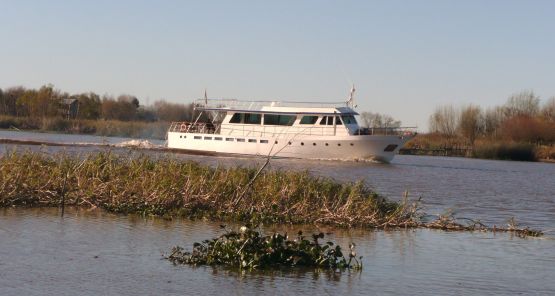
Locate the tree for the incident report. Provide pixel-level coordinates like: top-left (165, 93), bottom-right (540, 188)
top-left (1, 86), bottom-right (24, 116)
top-left (483, 106), bottom-right (505, 138)
top-left (101, 95), bottom-right (140, 121)
top-left (359, 112), bottom-right (401, 128)
top-left (76, 92), bottom-right (102, 120)
top-left (458, 104), bottom-right (483, 146)
top-left (153, 100), bottom-right (195, 122)
top-left (504, 90), bottom-right (540, 118)
top-left (429, 105), bottom-right (458, 137)
top-left (542, 96), bottom-right (555, 122)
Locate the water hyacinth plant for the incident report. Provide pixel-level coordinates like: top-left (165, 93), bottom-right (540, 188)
top-left (166, 225), bottom-right (362, 270)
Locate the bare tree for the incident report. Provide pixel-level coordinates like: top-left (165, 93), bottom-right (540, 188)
top-left (458, 104), bottom-right (483, 146)
top-left (504, 90), bottom-right (540, 118)
top-left (429, 105), bottom-right (458, 137)
top-left (483, 106), bottom-right (505, 138)
top-left (542, 96), bottom-right (555, 122)
top-left (359, 112), bottom-right (401, 128)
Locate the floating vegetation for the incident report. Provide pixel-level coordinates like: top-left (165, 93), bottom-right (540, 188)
top-left (166, 226), bottom-right (362, 270)
top-left (0, 150), bottom-right (418, 228)
top-left (422, 212), bottom-right (543, 237)
top-left (0, 150), bottom-right (543, 237)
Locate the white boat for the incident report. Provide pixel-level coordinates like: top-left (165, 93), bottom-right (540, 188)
top-left (167, 92), bottom-right (415, 162)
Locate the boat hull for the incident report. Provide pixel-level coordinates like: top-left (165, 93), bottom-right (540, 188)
top-left (167, 132), bottom-right (412, 162)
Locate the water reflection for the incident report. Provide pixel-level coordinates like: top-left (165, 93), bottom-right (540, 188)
top-left (1, 207), bottom-right (554, 295)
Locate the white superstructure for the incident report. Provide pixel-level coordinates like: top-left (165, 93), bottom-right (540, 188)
top-left (167, 98), bottom-right (415, 162)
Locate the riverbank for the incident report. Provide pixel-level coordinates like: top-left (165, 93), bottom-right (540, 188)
top-left (402, 133), bottom-right (555, 162)
top-left (0, 115), bottom-right (168, 140)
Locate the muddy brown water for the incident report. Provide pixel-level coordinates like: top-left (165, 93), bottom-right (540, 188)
top-left (1, 130), bottom-right (554, 295)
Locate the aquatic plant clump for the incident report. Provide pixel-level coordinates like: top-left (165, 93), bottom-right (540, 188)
top-left (166, 226), bottom-right (362, 270)
top-left (0, 151), bottom-right (418, 228)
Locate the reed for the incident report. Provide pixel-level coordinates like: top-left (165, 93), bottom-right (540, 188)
top-left (0, 151), bottom-right (542, 237)
top-left (0, 151), bottom-right (419, 228)
top-left (471, 142), bottom-right (537, 161)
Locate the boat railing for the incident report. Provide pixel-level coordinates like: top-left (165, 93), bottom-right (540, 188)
top-left (169, 121), bottom-right (338, 137)
top-left (170, 122), bottom-right (417, 137)
top-left (194, 98), bottom-right (348, 111)
top-left (354, 127), bottom-right (418, 136)
top-left (169, 122), bottom-right (219, 134)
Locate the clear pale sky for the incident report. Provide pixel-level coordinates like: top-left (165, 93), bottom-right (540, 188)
top-left (1, 0), bottom-right (554, 129)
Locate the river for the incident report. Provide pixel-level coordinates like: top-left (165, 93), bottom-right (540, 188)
top-left (1, 130), bottom-right (554, 295)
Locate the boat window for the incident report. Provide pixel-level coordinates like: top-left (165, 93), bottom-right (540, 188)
top-left (319, 116), bottom-right (334, 125)
top-left (244, 113), bottom-right (261, 124)
top-left (384, 144), bottom-right (398, 152)
top-left (204, 136), bottom-right (212, 140)
top-left (226, 138), bottom-right (234, 141)
top-left (264, 114), bottom-right (295, 126)
top-left (300, 116), bottom-right (318, 124)
top-left (229, 113), bottom-right (242, 123)
top-left (260, 140), bottom-right (269, 144)
top-left (215, 137), bottom-right (222, 141)
top-left (341, 115), bottom-right (358, 125)
top-left (248, 139), bottom-right (257, 143)
top-left (194, 136), bottom-right (202, 139)
top-left (229, 113), bottom-right (261, 124)
top-left (237, 138), bottom-right (245, 142)
top-left (335, 116), bottom-right (343, 125)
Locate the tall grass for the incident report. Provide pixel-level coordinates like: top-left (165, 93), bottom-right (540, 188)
top-left (471, 142), bottom-right (537, 161)
top-left (0, 151), bottom-right (419, 228)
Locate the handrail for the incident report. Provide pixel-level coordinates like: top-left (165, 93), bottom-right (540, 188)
top-left (169, 122), bottom-right (417, 137)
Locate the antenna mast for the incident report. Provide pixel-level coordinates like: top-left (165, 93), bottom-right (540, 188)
top-left (346, 84), bottom-right (357, 108)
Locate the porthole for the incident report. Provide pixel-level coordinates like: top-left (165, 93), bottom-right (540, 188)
top-left (313, 143), bottom-right (316, 146)
top-left (288, 142), bottom-right (292, 145)
top-left (337, 143), bottom-right (341, 146)
top-left (179, 135), bottom-right (182, 138)
top-left (301, 142), bottom-right (304, 146)
top-left (325, 143), bottom-right (329, 146)
top-left (275, 141), bottom-right (278, 144)
top-left (350, 143), bottom-right (354, 146)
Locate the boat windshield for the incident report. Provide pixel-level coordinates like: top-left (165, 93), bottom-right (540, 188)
top-left (341, 115), bottom-right (357, 125)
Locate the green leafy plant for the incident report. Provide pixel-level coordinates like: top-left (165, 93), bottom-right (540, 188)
top-left (166, 225), bottom-right (362, 270)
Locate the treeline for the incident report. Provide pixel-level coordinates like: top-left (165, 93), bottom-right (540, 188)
top-left (0, 84), bottom-right (196, 122)
top-left (429, 90), bottom-right (555, 146)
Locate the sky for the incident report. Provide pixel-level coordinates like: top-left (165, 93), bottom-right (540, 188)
top-left (1, 0), bottom-right (554, 130)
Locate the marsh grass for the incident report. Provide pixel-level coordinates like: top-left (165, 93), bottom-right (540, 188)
top-left (0, 151), bottom-right (419, 227)
top-left (0, 151), bottom-right (542, 237)
top-left (471, 142), bottom-right (537, 161)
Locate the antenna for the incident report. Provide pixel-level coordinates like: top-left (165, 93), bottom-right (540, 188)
top-left (204, 88), bottom-right (208, 106)
top-left (346, 84), bottom-right (357, 108)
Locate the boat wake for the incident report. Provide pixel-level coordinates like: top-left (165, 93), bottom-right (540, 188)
top-left (113, 140), bottom-right (162, 149)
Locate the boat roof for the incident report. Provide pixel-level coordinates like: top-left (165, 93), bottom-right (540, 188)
top-left (195, 99), bottom-right (359, 115)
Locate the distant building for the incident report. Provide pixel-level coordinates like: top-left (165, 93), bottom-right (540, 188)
top-left (61, 98), bottom-right (79, 119)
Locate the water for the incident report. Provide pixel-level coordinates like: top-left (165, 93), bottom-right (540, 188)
top-left (1, 130), bottom-right (555, 295)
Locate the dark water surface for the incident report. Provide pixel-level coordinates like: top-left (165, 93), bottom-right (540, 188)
top-left (1, 130), bottom-right (555, 295)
